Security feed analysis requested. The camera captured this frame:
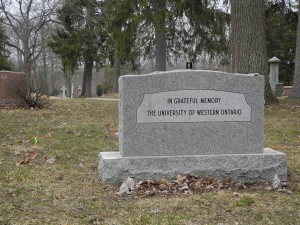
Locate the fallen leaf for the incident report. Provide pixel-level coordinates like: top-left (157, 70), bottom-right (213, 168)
top-left (271, 145), bottom-right (282, 150)
top-left (45, 133), bottom-right (53, 138)
top-left (46, 158), bottom-right (56, 164)
top-left (236, 183), bottom-right (247, 190)
top-left (278, 188), bottom-right (293, 194)
top-left (205, 184), bottom-right (214, 190)
top-left (22, 140), bottom-right (30, 145)
top-left (223, 177), bottom-right (232, 185)
top-left (179, 184), bottom-right (189, 191)
top-left (158, 183), bottom-right (169, 190)
top-left (232, 192), bottom-right (240, 197)
top-left (194, 180), bottom-right (203, 191)
top-left (26, 151), bottom-right (37, 160)
top-left (175, 175), bottom-right (186, 184)
top-left (14, 151), bottom-right (20, 155)
top-left (16, 159), bottom-right (29, 166)
top-left (56, 175), bottom-right (63, 180)
top-left (265, 186), bottom-right (272, 191)
top-left (183, 190), bottom-right (193, 195)
top-left (16, 151), bottom-right (37, 166)
top-left (150, 208), bottom-right (160, 213)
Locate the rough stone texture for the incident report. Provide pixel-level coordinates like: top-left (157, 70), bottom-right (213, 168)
top-left (98, 148), bottom-right (287, 184)
top-left (119, 70), bottom-right (264, 157)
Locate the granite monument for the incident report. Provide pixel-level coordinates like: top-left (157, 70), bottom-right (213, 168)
top-left (99, 70), bottom-right (287, 184)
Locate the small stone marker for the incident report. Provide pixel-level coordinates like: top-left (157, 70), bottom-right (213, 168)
top-left (283, 86), bottom-right (292, 96)
top-left (268, 56), bottom-right (281, 93)
top-left (98, 70), bottom-right (287, 184)
top-left (186, 62), bottom-right (192, 69)
top-left (275, 83), bottom-right (283, 97)
top-left (61, 86), bottom-right (67, 98)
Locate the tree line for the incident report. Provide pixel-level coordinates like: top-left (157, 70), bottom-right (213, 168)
top-left (0, 0), bottom-right (299, 102)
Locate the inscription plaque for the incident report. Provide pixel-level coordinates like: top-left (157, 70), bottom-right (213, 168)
top-left (137, 90), bottom-right (251, 123)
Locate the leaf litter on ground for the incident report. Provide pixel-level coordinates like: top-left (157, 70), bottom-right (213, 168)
top-left (115, 174), bottom-right (293, 198)
top-left (10, 143), bottom-right (56, 166)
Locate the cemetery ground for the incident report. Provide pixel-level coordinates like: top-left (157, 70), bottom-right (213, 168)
top-left (0, 98), bottom-right (299, 225)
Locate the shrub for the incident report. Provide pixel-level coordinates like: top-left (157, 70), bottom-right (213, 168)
top-left (96, 83), bottom-right (110, 96)
top-left (9, 73), bottom-right (50, 108)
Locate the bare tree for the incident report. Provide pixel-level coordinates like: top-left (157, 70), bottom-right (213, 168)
top-left (0, 0), bottom-right (58, 74)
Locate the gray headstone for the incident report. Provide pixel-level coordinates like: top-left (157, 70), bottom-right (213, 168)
top-left (61, 86), bottom-right (67, 98)
top-left (268, 57), bottom-right (281, 92)
top-left (119, 70), bottom-right (264, 156)
top-left (99, 70), bottom-right (287, 184)
top-left (275, 83), bottom-right (283, 97)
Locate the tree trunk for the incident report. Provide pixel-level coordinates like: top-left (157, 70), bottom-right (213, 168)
top-left (81, 0), bottom-right (95, 97)
top-left (152, 0), bottom-right (166, 71)
top-left (81, 59), bottom-right (93, 97)
top-left (67, 71), bottom-right (72, 98)
top-left (231, 0), bottom-right (278, 104)
top-left (290, 4), bottom-right (300, 98)
top-left (112, 48), bottom-right (121, 93)
top-left (41, 22), bottom-right (48, 95)
top-left (81, 69), bottom-right (87, 97)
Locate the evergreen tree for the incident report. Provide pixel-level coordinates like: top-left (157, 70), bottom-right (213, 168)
top-left (138, 0), bottom-right (230, 71)
top-left (49, 0), bottom-right (107, 97)
top-left (48, 27), bottom-right (82, 97)
top-left (178, 0), bottom-right (230, 62)
top-left (0, 19), bottom-right (11, 70)
top-left (265, 0), bottom-right (297, 85)
top-left (105, 0), bottom-right (141, 92)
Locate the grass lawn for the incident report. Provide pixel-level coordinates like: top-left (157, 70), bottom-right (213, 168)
top-left (0, 98), bottom-right (299, 225)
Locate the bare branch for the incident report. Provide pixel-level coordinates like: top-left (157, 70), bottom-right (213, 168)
top-left (1, 0), bottom-right (59, 73)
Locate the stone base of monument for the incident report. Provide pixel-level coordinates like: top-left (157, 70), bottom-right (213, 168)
top-left (99, 148), bottom-right (287, 184)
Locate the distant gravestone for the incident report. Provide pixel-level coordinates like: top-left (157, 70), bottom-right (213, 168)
top-left (268, 56), bottom-right (281, 93)
top-left (98, 70), bottom-right (287, 184)
top-left (0, 71), bottom-right (26, 106)
top-left (283, 86), bottom-right (292, 96)
top-left (77, 86), bottom-right (82, 97)
top-left (186, 62), bottom-right (192, 69)
top-left (61, 86), bottom-right (67, 98)
top-left (275, 83), bottom-right (283, 97)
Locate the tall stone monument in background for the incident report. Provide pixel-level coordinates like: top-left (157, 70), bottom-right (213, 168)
top-left (268, 57), bottom-right (283, 97)
top-left (99, 70), bottom-right (287, 184)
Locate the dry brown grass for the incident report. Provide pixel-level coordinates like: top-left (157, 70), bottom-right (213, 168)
top-left (0, 98), bottom-right (299, 224)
